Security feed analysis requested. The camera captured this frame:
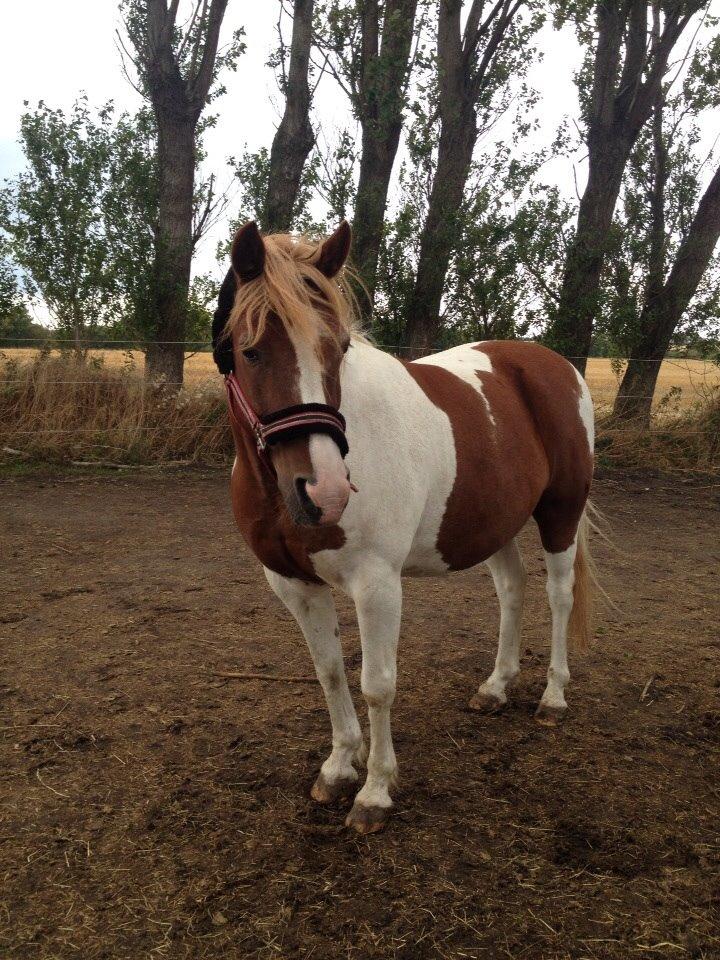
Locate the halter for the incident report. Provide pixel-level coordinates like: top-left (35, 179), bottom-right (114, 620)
top-left (224, 372), bottom-right (349, 467)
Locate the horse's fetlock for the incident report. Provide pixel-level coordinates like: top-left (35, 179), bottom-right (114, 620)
top-left (547, 665), bottom-right (570, 687)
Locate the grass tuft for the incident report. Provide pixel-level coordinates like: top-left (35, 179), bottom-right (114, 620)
top-left (0, 351), bottom-right (231, 465)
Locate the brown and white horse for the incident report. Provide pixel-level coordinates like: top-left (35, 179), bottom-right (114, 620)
top-left (212, 221), bottom-right (595, 834)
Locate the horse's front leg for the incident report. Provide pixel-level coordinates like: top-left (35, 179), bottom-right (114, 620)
top-left (345, 564), bottom-right (402, 835)
top-left (264, 569), bottom-right (364, 803)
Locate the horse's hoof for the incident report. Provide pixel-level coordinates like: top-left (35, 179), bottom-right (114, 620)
top-left (468, 692), bottom-right (505, 713)
top-left (345, 802), bottom-right (391, 835)
top-left (534, 704), bottom-right (566, 726)
top-left (310, 774), bottom-right (357, 805)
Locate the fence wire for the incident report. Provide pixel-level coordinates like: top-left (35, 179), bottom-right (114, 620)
top-left (2, 340), bottom-right (717, 447)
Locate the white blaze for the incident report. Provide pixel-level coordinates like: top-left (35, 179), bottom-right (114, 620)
top-left (289, 327), bottom-right (350, 525)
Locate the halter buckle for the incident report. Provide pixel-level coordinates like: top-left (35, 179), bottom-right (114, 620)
top-left (253, 424), bottom-right (267, 452)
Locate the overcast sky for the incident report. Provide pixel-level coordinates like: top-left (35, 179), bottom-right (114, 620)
top-left (1, 2), bottom-right (716, 295)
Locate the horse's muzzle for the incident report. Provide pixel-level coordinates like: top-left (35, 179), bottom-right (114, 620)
top-left (291, 474), bottom-right (351, 526)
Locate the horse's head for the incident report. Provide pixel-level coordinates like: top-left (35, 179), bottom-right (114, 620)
top-left (224, 220), bottom-right (355, 527)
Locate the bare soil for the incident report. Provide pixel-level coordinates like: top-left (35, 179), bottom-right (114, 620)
top-left (1, 471), bottom-right (719, 959)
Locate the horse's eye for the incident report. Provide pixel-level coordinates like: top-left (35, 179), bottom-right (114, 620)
top-left (242, 348), bottom-right (261, 366)
top-left (341, 337), bottom-right (350, 354)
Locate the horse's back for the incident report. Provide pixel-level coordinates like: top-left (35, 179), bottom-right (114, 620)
top-left (407, 340), bottom-right (593, 568)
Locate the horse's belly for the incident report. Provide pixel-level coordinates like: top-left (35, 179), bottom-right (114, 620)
top-left (402, 525), bottom-right (451, 577)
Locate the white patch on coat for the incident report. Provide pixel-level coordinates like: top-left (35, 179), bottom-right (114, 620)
top-left (415, 342), bottom-right (496, 426)
top-left (572, 365), bottom-right (595, 454)
top-left (310, 340), bottom-right (457, 583)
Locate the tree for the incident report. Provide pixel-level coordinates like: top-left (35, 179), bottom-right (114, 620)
top-left (99, 107), bottom-right (159, 341)
top-left (0, 100), bottom-right (116, 354)
top-left (265, 0), bottom-right (317, 232)
top-left (612, 162), bottom-right (720, 422)
top-left (545, 0), bottom-right (706, 374)
top-left (215, 0), bottom-right (317, 352)
top-left (0, 244), bottom-right (34, 346)
top-left (317, 0), bottom-right (421, 315)
top-left (402, 0), bottom-right (543, 354)
top-left (121, 0), bottom-right (244, 385)
top-left (374, 137), bottom-right (575, 350)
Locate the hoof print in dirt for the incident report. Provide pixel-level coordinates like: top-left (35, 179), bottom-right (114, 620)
top-left (534, 704), bottom-right (567, 726)
top-left (310, 774), bottom-right (358, 805)
top-left (468, 692), bottom-right (506, 713)
top-left (345, 803), bottom-right (391, 835)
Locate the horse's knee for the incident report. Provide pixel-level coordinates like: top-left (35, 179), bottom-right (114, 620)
top-left (499, 566), bottom-right (527, 609)
top-left (361, 669), bottom-right (396, 709)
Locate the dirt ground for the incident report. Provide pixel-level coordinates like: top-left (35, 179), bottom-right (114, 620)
top-left (1, 470), bottom-right (719, 959)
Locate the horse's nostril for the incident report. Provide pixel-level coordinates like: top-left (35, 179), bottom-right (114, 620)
top-left (294, 477), bottom-right (321, 523)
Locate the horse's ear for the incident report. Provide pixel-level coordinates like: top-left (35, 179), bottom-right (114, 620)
top-left (315, 220), bottom-right (351, 278)
top-left (231, 221), bottom-right (265, 283)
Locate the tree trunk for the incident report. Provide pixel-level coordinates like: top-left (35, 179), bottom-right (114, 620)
top-left (401, 0), bottom-right (526, 354)
top-left (263, 0), bottom-right (315, 233)
top-left (402, 104), bottom-right (477, 354)
top-left (613, 162), bottom-right (720, 424)
top-left (352, 0), bottom-right (418, 314)
top-left (546, 139), bottom-right (631, 374)
top-left (545, 0), bottom-right (702, 373)
top-left (352, 136), bottom-right (398, 308)
top-left (145, 119), bottom-right (196, 386)
top-left (213, 0), bottom-right (316, 366)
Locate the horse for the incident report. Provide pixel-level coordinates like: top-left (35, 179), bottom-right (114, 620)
top-left (212, 220), bottom-right (595, 835)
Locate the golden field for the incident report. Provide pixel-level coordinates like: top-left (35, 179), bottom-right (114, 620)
top-left (2, 347), bottom-right (718, 411)
top-left (1, 346), bottom-right (717, 473)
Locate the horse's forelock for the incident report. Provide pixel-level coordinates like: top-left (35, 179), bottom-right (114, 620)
top-left (226, 232), bottom-right (359, 351)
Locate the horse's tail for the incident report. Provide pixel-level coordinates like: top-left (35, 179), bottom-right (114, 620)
top-left (568, 501), bottom-right (604, 651)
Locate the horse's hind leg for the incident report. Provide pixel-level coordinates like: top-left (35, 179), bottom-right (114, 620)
top-left (469, 538), bottom-right (527, 713)
top-left (533, 496), bottom-right (585, 725)
top-left (264, 568), bottom-right (365, 803)
top-left (534, 540), bottom-right (577, 725)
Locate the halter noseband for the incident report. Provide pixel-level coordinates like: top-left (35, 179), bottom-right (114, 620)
top-left (224, 372), bottom-right (349, 465)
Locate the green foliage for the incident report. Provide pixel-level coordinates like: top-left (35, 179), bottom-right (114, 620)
top-left (375, 143), bottom-right (575, 349)
top-left (0, 99), bottom-right (118, 346)
top-left (3, 97), bottom-right (226, 347)
top-left (0, 244), bottom-right (36, 345)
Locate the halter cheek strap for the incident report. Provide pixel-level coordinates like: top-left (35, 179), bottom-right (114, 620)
top-left (224, 373), bottom-right (349, 464)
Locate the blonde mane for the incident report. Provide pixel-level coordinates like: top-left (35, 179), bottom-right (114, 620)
top-left (225, 232), bottom-right (362, 349)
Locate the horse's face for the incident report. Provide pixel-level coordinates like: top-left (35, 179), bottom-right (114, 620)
top-left (228, 221), bottom-right (353, 527)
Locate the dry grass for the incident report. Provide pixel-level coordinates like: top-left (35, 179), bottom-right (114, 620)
top-left (0, 351), bottom-right (231, 464)
top-left (5, 347), bottom-right (719, 404)
top-left (597, 388), bottom-right (720, 475)
top-left (1, 348), bottom-right (718, 472)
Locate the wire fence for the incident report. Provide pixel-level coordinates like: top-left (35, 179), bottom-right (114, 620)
top-left (1, 339), bottom-right (717, 452)
top-left (2, 334), bottom-right (719, 359)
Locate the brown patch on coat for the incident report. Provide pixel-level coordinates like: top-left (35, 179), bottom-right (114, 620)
top-left (405, 341), bottom-right (593, 569)
top-left (230, 435), bottom-right (345, 583)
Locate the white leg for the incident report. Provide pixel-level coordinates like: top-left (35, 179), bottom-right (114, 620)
top-left (470, 538), bottom-right (527, 713)
top-left (536, 541), bottom-right (576, 725)
top-left (264, 569), bottom-right (364, 801)
top-left (345, 563), bottom-right (402, 834)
